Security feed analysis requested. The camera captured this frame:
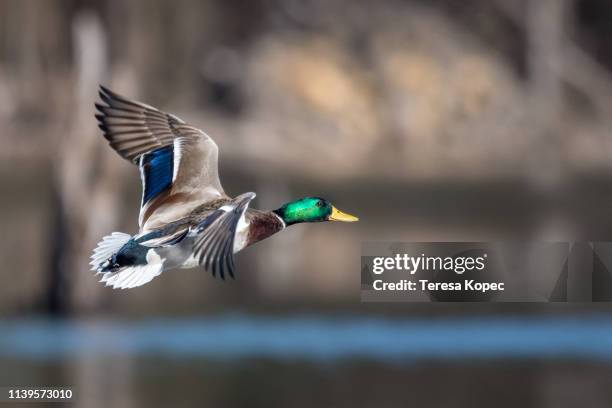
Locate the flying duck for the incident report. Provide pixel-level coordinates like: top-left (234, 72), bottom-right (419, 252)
top-left (89, 86), bottom-right (358, 289)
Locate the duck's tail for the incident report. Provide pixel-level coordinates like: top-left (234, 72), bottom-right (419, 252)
top-left (90, 232), bottom-right (164, 289)
top-left (90, 232), bottom-right (131, 272)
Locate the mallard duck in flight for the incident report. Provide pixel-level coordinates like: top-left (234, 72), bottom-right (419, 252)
top-left (89, 86), bottom-right (358, 289)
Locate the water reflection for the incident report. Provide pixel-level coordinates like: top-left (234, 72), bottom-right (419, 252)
top-left (2, 315), bottom-right (612, 360)
top-left (2, 315), bottom-right (611, 407)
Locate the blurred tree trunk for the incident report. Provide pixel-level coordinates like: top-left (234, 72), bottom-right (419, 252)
top-left (51, 11), bottom-right (115, 314)
top-left (526, 0), bottom-right (568, 189)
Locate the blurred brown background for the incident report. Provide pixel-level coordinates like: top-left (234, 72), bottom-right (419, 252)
top-left (1, 0), bottom-right (612, 406)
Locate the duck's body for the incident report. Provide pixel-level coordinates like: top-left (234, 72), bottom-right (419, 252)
top-left (90, 86), bottom-right (357, 289)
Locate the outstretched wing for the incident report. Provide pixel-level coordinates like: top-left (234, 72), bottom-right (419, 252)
top-left (193, 192), bottom-right (256, 280)
top-left (95, 86), bottom-right (227, 231)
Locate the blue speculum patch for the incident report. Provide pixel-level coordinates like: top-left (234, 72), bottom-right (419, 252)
top-left (140, 146), bottom-right (173, 205)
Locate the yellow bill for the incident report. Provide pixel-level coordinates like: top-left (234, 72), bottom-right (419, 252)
top-left (329, 206), bottom-right (359, 222)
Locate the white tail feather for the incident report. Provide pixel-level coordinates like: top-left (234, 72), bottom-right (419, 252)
top-left (90, 232), bottom-right (131, 271)
top-left (99, 263), bottom-right (163, 289)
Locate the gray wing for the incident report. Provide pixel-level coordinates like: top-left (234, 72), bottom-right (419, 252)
top-left (95, 86), bottom-right (227, 231)
top-left (95, 86), bottom-right (179, 162)
top-left (193, 192), bottom-right (256, 280)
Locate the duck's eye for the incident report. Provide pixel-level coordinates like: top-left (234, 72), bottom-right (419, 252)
top-left (316, 200), bottom-right (324, 208)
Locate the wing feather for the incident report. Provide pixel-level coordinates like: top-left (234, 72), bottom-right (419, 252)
top-left (193, 192), bottom-right (256, 279)
top-left (95, 86), bottom-right (180, 161)
top-left (95, 86), bottom-right (227, 231)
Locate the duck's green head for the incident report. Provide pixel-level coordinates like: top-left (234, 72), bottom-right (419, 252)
top-left (273, 197), bottom-right (359, 226)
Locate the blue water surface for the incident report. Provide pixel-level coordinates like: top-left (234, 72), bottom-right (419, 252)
top-left (1, 315), bottom-right (611, 362)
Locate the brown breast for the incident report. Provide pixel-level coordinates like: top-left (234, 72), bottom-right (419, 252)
top-left (245, 210), bottom-right (285, 247)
